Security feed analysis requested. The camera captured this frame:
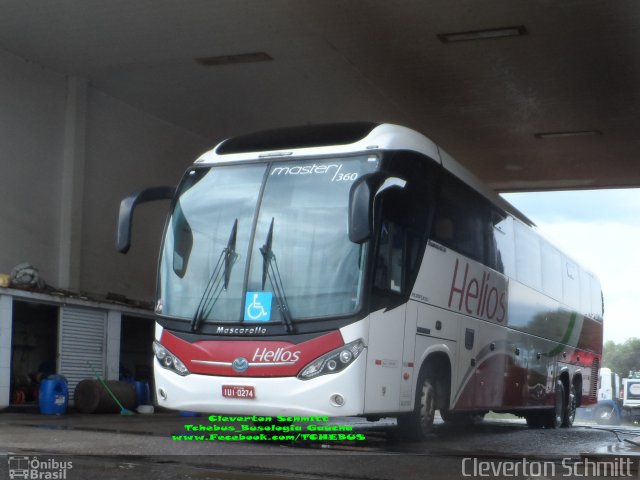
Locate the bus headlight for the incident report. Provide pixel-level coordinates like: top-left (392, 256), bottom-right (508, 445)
top-left (298, 339), bottom-right (365, 380)
top-left (153, 341), bottom-right (190, 376)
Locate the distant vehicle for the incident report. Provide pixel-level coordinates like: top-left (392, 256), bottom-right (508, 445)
top-left (118, 123), bottom-right (604, 439)
top-left (589, 367), bottom-right (622, 424)
top-left (587, 368), bottom-right (640, 425)
top-left (621, 373), bottom-right (640, 423)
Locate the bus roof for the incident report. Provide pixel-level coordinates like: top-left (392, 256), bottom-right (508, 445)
top-left (196, 123), bottom-right (534, 226)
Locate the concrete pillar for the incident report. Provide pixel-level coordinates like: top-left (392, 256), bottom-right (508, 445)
top-left (105, 310), bottom-right (121, 381)
top-left (58, 76), bottom-right (88, 290)
top-left (0, 295), bottom-right (13, 408)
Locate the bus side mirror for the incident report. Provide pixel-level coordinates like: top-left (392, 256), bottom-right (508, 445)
top-left (348, 172), bottom-right (406, 244)
top-left (117, 186), bottom-right (176, 254)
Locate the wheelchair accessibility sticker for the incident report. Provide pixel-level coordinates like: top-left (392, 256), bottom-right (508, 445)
top-left (244, 292), bottom-right (273, 322)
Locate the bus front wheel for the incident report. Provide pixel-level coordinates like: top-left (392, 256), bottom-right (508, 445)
top-left (397, 373), bottom-right (436, 441)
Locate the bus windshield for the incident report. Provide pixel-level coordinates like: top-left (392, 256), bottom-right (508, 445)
top-left (159, 155), bottom-right (379, 325)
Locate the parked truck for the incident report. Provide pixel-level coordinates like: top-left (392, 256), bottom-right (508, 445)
top-left (588, 368), bottom-right (640, 425)
top-left (621, 374), bottom-right (640, 422)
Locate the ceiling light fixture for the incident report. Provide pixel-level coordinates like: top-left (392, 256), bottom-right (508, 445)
top-left (437, 26), bottom-right (527, 43)
top-left (195, 52), bottom-right (273, 67)
top-left (534, 130), bottom-right (602, 139)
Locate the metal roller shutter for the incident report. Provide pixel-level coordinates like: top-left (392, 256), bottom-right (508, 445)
top-left (58, 306), bottom-right (107, 404)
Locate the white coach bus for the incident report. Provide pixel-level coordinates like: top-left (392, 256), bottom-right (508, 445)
top-left (118, 123), bottom-right (603, 439)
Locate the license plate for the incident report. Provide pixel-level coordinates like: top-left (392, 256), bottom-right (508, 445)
top-left (222, 385), bottom-right (255, 399)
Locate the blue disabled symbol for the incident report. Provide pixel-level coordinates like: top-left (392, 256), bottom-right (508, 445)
top-left (244, 292), bottom-right (273, 322)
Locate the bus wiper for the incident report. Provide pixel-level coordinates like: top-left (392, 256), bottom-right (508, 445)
top-left (259, 218), bottom-right (295, 333)
top-left (191, 219), bottom-right (238, 332)
top-left (223, 219), bottom-right (238, 291)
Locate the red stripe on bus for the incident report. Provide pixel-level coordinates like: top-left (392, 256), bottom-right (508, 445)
top-left (160, 329), bottom-right (344, 377)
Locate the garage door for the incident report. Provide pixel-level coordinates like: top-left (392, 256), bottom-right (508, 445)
top-left (58, 306), bottom-right (106, 403)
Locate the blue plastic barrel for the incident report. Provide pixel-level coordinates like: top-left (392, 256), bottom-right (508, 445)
top-left (39, 378), bottom-right (68, 415)
top-left (134, 380), bottom-right (150, 407)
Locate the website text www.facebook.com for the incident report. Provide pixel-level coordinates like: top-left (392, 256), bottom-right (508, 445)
top-left (171, 414), bottom-right (366, 442)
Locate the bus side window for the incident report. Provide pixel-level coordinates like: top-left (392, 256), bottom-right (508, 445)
top-left (375, 150), bottom-right (436, 296)
top-left (488, 209), bottom-right (506, 273)
top-left (493, 213), bottom-right (515, 276)
top-left (432, 172), bottom-right (492, 267)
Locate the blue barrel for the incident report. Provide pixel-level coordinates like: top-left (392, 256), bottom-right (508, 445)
top-left (39, 378), bottom-right (68, 415)
top-left (180, 411), bottom-right (201, 417)
top-left (134, 380), bottom-right (150, 407)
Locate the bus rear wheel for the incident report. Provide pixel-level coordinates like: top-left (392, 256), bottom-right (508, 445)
top-left (544, 380), bottom-right (565, 428)
top-left (562, 384), bottom-right (577, 427)
top-left (525, 381), bottom-right (565, 429)
top-left (397, 373), bottom-right (436, 441)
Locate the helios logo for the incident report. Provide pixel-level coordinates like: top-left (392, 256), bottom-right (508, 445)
top-left (252, 347), bottom-right (301, 363)
top-left (448, 258), bottom-right (507, 323)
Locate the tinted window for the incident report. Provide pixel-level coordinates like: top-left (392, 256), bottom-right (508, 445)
top-left (373, 152), bottom-right (437, 295)
top-left (515, 220), bottom-right (542, 289)
top-left (493, 213), bottom-right (515, 276)
top-left (432, 172), bottom-right (493, 266)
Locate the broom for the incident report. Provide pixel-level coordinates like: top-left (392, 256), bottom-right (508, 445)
top-left (87, 361), bottom-right (135, 415)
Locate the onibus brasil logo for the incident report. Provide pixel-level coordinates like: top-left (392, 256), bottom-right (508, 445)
top-left (8, 455), bottom-right (73, 479)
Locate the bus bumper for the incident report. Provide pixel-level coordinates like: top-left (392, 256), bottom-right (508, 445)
top-left (153, 353), bottom-right (366, 417)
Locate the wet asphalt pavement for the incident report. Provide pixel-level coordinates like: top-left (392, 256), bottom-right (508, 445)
top-left (1, 410), bottom-right (640, 479)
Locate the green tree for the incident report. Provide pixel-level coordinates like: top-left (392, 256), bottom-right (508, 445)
top-left (603, 338), bottom-right (640, 379)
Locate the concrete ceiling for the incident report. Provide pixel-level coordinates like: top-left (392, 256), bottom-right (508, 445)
top-left (1, 0), bottom-right (638, 191)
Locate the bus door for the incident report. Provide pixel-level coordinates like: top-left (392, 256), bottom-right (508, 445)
top-left (363, 159), bottom-right (429, 413)
top-left (365, 303), bottom-right (407, 412)
top-left (364, 219), bottom-right (409, 413)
